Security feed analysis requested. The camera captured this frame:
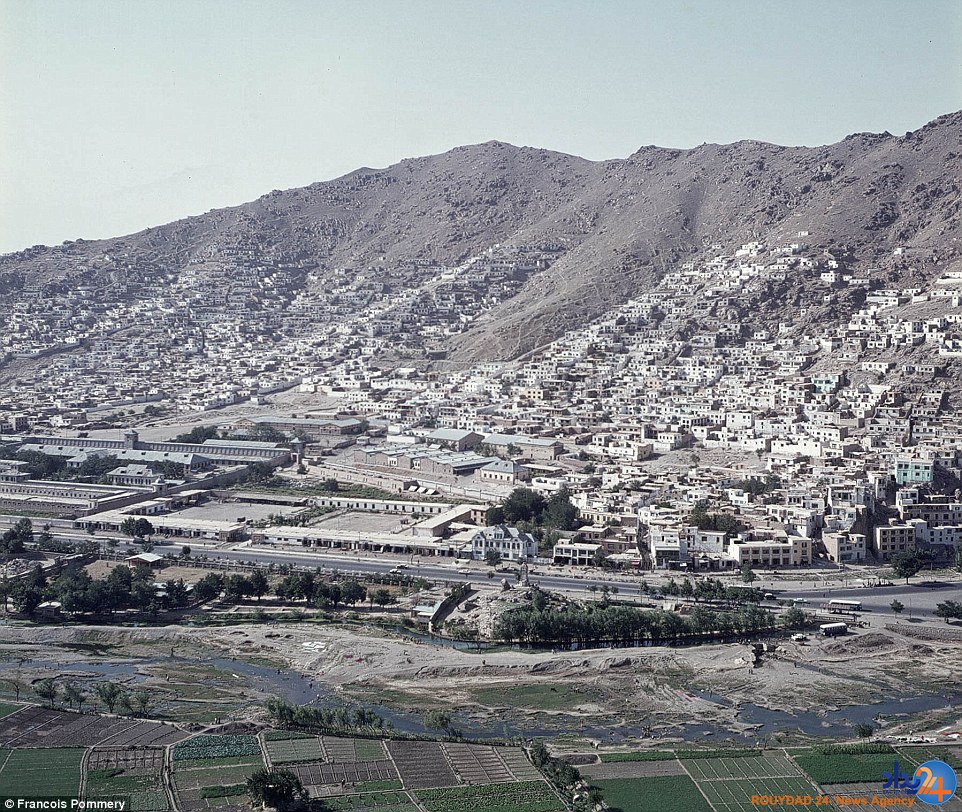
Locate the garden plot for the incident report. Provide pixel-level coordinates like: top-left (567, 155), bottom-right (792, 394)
top-left (441, 743), bottom-right (514, 784)
top-left (265, 735), bottom-right (325, 764)
top-left (85, 760), bottom-right (169, 812)
top-left (385, 740), bottom-right (457, 789)
top-left (414, 780), bottom-right (565, 812)
top-left (319, 736), bottom-right (387, 763)
top-left (682, 754), bottom-right (803, 782)
top-left (322, 790), bottom-right (419, 812)
top-left (0, 706), bottom-right (187, 748)
top-left (592, 775), bottom-right (712, 812)
top-left (495, 747), bottom-right (543, 782)
top-left (286, 759), bottom-right (399, 792)
top-left (699, 777), bottom-right (830, 812)
top-left (0, 747), bottom-right (84, 797)
top-left (89, 746), bottom-right (166, 773)
top-left (581, 758), bottom-right (687, 779)
top-left (172, 754), bottom-right (263, 812)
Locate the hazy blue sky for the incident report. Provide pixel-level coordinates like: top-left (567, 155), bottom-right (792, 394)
top-left (1, 0), bottom-right (960, 254)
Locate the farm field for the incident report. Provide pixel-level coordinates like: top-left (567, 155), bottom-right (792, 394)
top-left (85, 746), bottom-right (169, 810)
top-left (585, 745), bottom-right (962, 811)
top-left (414, 780), bottom-right (566, 812)
top-left (0, 747), bottom-right (84, 797)
top-left (593, 775), bottom-right (712, 812)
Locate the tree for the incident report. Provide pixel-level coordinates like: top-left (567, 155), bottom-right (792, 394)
top-left (133, 518), bottom-right (154, 538)
top-left (781, 607), bottom-right (807, 630)
top-left (740, 563), bottom-right (757, 584)
top-left (63, 683), bottom-right (85, 711)
top-left (853, 723), bottom-right (874, 738)
top-left (34, 678), bottom-right (58, 708)
top-left (892, 551), bottom-right (924, 584)
top-left (501, 488), bottom-right (546, 525)
top-left (934, 600), bottom-right (962, 623)
top-left (194, 573), bottom-right (224, 603)
top-left (371, 588), bottom-right (395, 608)
top-left (341, 580), bottom-right (366, 606)
top-left (322, 478), bottom-right (339, 492)
top-left (485, 506), bottom-right (505, 526)
top-left (249, 570), bottom-right (269, 601)
top-left (424, 709), bottom-right (453, 733)
top-left (181, 545), bottom-right (192, 557)
top-left (484, 549), bottom-right (502, 567)
top-left (96, 682), bottom-right (123, 713)
top-left (132, 689), bottom-right (152, 717)
top-left (890, 599), bottom-right (905, 615)
top-left (543, 488), bottom-right (580, 530)
top-left (246, 768), bottom-right (307, 811)
top-left (120, 517), bottom-right (139, 538)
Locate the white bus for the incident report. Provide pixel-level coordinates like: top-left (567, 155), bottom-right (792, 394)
top-left (827, 599), bottom-right (862, 613)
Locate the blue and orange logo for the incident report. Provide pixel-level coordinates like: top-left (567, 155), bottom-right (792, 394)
top-left (883, 759), bottom-right (957, 805)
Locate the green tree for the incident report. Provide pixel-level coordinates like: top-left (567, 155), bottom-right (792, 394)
top-left (34, 678), bottom-right (58, 708)
top-left (193, 573), bottom-right (224, 603)
top-left (95, 682), bottom-right (123, 713)
top-left (501, 488), bottom-right (547, 524)
top-left (891, 551), bottom-right (924, 584)
top-left (485, 506), bottom-right (505, 526)
top-left (424, 709), bottom-right (453, 733)
top-left (740, 563), bottom-right (757, 584)
top-left (853, 723), bottom-right (874, 738)
top-left (781, 607), bottom-right (807, 630)
top-left (132, 689), bottom-right (152, 717)
top-left (371, 588), bottom-right (395, 608)
top-left (543, 488), bottom-right (580, 530)
top-left (249, 570), bottom-right (269, 601)
top-left (484, 549), bottom-right (502, 567)
top-left (120, 517), bottom-right (138, 537)
top-left (341, 580), bottom-right (366, 606)
top-left (133, 518), bottom-right (154, 538)
top-left (246, 769), bottom-right (307, 811)
top-left (890, 599), bottom-right (905, 615)
top-left (934, 600), bottom-right (962, 623)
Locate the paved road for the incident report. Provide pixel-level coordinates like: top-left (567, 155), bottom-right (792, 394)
top-left (18, 530), bottom-right (962, 617)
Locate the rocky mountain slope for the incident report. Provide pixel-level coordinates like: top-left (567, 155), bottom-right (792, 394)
top-left (3, 111), bottom-right (961, 364)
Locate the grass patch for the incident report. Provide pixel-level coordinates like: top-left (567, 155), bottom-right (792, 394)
top-left (593, 775), bottom-right (711, 812)
top-left (471, 683), bottom-right (588, 711)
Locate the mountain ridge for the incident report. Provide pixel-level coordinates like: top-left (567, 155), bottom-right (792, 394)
top-left (3, 111), bottom-right (961, 366)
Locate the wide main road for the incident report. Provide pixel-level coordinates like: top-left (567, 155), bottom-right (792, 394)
top-left (118, 539), bottom-right (961, 613)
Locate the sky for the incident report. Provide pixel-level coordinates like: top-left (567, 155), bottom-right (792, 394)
top-left (1, 0), bottom-right (960, 254)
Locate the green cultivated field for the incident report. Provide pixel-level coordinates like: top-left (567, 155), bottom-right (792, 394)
top-left (0, 748), bottom-right (85, 796)
top-left (415, 780), bottom-right (565, 812)
top-left (85, 768), bottom-right (169, 812)
top-left (593, 775), bottom-right (712, 812)
top-left (791, 752), bottom-right (910, 784)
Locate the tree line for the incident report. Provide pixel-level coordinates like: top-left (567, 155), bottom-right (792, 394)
top-left (9, 563), bottom-right (192, 616)
top-left (493, 594), bottom-right (776, 647)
